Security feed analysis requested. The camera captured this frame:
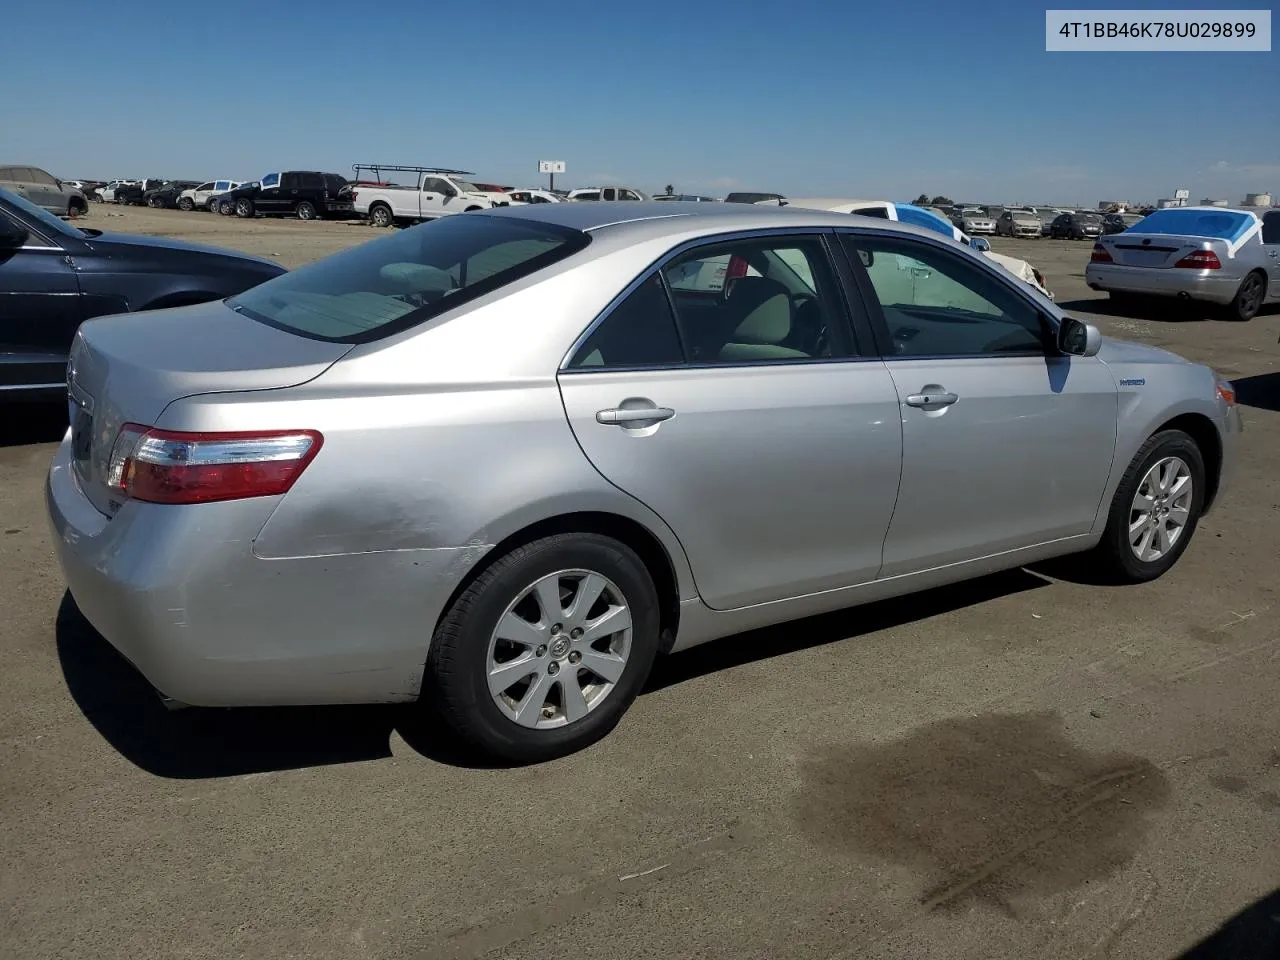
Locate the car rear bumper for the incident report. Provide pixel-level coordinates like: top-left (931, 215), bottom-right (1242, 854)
top-left (46, 435), bottom-right (483, 707)
top-left (1084, 264), bottom-right (1240, 304)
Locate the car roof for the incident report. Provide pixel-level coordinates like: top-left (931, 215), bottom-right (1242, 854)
top-left (474, 199), bottom-right (960, 246)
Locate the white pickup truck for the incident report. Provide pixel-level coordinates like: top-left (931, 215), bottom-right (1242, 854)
top-left (352, 167), bottom-right (512, 227)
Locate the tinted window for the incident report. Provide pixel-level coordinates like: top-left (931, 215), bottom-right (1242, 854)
top-left (298, 172), bottom-right (324, 190)
top-left (661, 237), bottom-right (848, 364)
top-left (567, 274), bottom-right (684, 369)
top-left (841, 234), bottom-right (1045, 358)
top-left (853, 207), bottom-right (891, 219)
top-left (574, 191), bottom-right (600, 201)
top-left (1260, 212), bottom-right (1280, 245)
top-left (422, 177), bottom-right (452, 195)
top-left (213, 181), bottom-right (228, 191)
top-left (323, 173), bottom-right (348, 191)
top-left (30, 168), bottom-right (58, 186)
top-left (230, 215), bottom-right (590, 344)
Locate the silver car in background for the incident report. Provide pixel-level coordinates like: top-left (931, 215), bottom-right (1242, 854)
top-left (996, 208), bottom-right (1043, 238)
top-left (47, 202), bottom-right (1241, 762)
top-left (0, 165), bottom-right (88, 217)
top-left (1086, 207), bottom-right (1280, 321)
top-left (955, 207), bottom-right (996, 235)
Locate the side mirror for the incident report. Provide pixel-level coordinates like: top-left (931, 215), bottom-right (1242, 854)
top-left (1058, 316), bottom-right (1101, 357)
top-left (970, 237), bottom-right (991, 253)
top-left (0, 218), bottom-right (29, 248)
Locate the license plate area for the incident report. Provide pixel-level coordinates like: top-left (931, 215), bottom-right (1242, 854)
top-left (69, 395), bottom-right (94, 481)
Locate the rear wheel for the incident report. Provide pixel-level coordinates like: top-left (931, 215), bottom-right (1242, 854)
top-left (295, 200), bottom-right (317, 221)
top-left (235, 198), bottom-right (254, 218)
top-left (66, 199), bottom-right (87, 218)
top-left (1087, 429), bottom-right (1205, 583)
top-left (369, 204), bottom-right (393, 228)
top-left (1223, 271), bottom-right (1266, 322)
top-left (425, 533), bottom-right (661, 763)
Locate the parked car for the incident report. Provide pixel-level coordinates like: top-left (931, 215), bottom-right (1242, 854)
top-left (953, 207), bottom-right (996, 235)
top-left (222, 172), bottom-right (355, 220)
top-left (1086, 206), bottom-right (1280, 321)
top-left (1050, 211), bottom-right (1104, 240)
top-left (0, 187), bottom-right (283, 398)
top-left (506, 189), bottom-right (563, 204)
top-left (94, 180), bottom-right (136, 204)
top-left (566, 186), bottom-right (647, 201)
top-left (766, 198), bottom-right (1054, 299)
top-left (1036, 208), bottom-right (1073, 236)
top-left (113, 178), bottom-right (168, 206)
top-left (653, 194), bottom-right (719, 202)
top-left (177, 180), bottom-right (242, 212)
top-left (1102, 212), bottom-right (1146, 235)
top-left (144, 180), bottom-right (202, 209)
top-left (725, 191), bottom-right (786, 204)
top-left (0, 166), bottom-right (88, 217)
top-left (996, 208), bottom-right (1043, 238)
top-left (44, 201), bottom-right (1240, 763)
top-left (353, 166), bottom-right (509, 227)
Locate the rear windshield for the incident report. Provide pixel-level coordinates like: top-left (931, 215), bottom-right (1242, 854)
top-left (229, 214), bottom-right (590, 343)
top-left (1128, 208), bottom-right (1256, 242)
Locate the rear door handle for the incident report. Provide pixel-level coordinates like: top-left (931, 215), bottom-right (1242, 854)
top-left (596, 406), bottom-right (675, 425)
top-left (904, 392), bottom-right (958, 408)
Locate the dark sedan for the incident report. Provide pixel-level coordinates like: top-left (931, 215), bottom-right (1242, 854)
top-left (1049, 211), bottom-right (1104, 240)
top-left (144, 180), bottom-right (202, 209)
top-left (0, 187), bottom-right (284, 396)
top-left (1101, 212), bottom-right (1146, 235)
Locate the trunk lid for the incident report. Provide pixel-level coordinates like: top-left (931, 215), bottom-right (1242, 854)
top-left (1098, 232), bottom-right (1227, 269)
top-left (67, 300), bottom-right (351, 516)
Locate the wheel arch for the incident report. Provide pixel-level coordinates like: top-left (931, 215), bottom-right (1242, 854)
top-left (433, 511), bottom-right (684, 656)
top-left (1152, 412), bottom-right (1223, 511)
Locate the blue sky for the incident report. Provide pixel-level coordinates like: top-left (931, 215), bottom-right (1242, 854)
top-left (2, 0), bottom-right (1274, 204)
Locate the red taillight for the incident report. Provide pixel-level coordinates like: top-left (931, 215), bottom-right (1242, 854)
top-left (1175, 250), bottom-right (1221, 270)
top-left (351, 190), bottom-right (358, 203)
top-left (109, 426), bottom-right (322, 505)
top-left (1090, 243), bottom-right (1113, 263)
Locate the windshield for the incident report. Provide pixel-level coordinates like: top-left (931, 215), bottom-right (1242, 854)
top-left (453, 180), bottom-right (481, 193)
top-left (229, 214), bottom-right (590, 344)
top-left (0, 186), bottom-right (82, 239)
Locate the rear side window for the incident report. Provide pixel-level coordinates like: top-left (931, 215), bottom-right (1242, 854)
top-left (298, 172), bottom-right (324, 190)
top-left (567, 274), bottom-right (684, 369)
top-left (1259, 212), bottom-right (1280, 244)
top-left (230, 215), bottom-right (590, 344)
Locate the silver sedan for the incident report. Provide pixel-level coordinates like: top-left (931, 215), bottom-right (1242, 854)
top-left (1086, 206), bottom-right (1280, 321)
top-left (47, 202), bottom-right (1242, 761)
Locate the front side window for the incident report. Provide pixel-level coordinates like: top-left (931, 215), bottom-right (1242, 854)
top-left (422, 178), bottom-right (451, 195)
top-left (567, 274), bottom-right (684, 369)
top-left (261, 172), bottom-right (281, 189)
top-left (661, 236), bottom-right (847, 364)
top-left (31, 169), bottom-right (58, 186)
top-left (840, 234), bottom-right (1046, 358)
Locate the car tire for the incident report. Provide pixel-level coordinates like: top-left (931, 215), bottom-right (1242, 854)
top-left (66, 199), bottom-right (86, 218)
top-left (369, 204), bottom-right (393, 228)
top-left (425, 533), bottom-right (661, 763)
top-left (177, 197), bottom-right (194, 211)
top-left (295, 200), bottom-right (317, 221)
top-left (235, 198), bottom-right (254, 218)
top-left (1088, 429), bottom-right (1205, 584)
top-left (1223, 271), bottom-right (1267, 322)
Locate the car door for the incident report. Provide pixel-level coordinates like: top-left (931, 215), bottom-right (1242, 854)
top-left (558, 231), bottom-right (903, 610)
top-left (1261, 212), bottom-right (1280, 300)
top-left (838, 231), bottom-right (1118, 576)
top-left (254, 172), bottom-right (283, 212)
top-left (0, 206), bottom-right (85, 389)
top-left (419, 177), bottom-right (451, 216)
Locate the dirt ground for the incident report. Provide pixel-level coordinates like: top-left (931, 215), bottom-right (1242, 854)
top-left (2, 204), bottom-right (1279, 960)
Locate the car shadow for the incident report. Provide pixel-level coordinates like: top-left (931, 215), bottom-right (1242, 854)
top-left (1174, 888), bottom-right (1280, 959)
top-left (1231, 373), bottom-right (1280, 413)
top-left (55, 593), bottom-right (502, 778)
top-left (644, 568), bottom-right (1050, 693)
top-left (0, 400), bottom-right (68, 448)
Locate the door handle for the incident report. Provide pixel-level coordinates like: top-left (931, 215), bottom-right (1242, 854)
top-left (904, 392), bottom-right (958, 408)
top-left (596, 406), bottom-right (675, 425)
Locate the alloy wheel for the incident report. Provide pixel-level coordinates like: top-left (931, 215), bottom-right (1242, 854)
top-left (486, 569), bottom-right (632, 729)
top-left (1129, 456), bottom-right (1193, 562)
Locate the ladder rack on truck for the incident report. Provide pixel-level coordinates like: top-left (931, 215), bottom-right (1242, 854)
top-left (352, 164), bottom-right (476, 184)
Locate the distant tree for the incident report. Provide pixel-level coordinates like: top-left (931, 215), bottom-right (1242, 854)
top-left (930, 195), bottom-right (953, 206)
top-left (912, 193), bottom-right (930, 205)
top-left (664, 184), bottom-right (675, 196)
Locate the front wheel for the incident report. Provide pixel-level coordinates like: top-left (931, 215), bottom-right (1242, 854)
top-left (177, 197), bottom-right (194, 211)
top-left (295, 200), bottom-right (317, 221)
top-left (425, 534), bottom-right (661, 763)
top-left (1088, 429), bottom-right (1205, 583)
top-left (1223, 271), bottom-right (1266, 322)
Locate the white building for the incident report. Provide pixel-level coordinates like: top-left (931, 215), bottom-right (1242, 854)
top-left (1244, 192), bottom-right (1273, 207)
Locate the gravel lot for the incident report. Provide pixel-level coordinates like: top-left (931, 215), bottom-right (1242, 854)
top-left (3, 205), bottom-right (1279, 960)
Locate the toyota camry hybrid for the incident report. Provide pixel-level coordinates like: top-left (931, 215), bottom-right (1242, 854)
top-left (47, 202), bottom-right (1241, 762)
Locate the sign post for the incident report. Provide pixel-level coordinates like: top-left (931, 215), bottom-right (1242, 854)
top-left (538, 160), bottom-right (566, 193)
